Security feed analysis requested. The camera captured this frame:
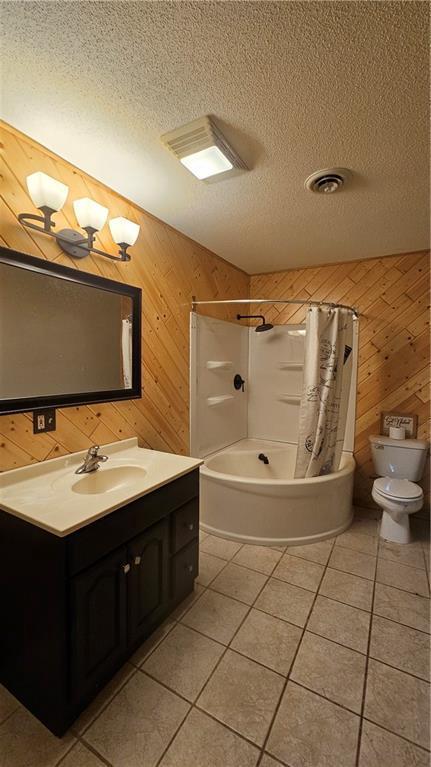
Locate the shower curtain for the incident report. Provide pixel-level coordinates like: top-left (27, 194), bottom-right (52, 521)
top-left (121, 319), bottom-right (133, 388)
top-left (295, 306), bottom-right (353, 478)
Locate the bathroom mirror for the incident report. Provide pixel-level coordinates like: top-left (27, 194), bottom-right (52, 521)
top-left (0, 247), bottom-right (141, 414)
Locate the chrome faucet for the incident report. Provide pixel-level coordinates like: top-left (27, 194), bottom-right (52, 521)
top-left (75, 445), bottom-right (109, 474)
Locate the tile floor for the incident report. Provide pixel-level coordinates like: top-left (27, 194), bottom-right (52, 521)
top-left (0, 508), bottom-right (429, 767)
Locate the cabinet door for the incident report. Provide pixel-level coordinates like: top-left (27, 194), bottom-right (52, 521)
top-left (128, 519), bottom-right (169, 646)
top-left (70, 545), bottom-right (128, 703)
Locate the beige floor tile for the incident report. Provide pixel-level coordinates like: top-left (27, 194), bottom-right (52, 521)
top-left (0, 707), bottom-right (75, 767)
top-left (373, 582), bottom-right (430, 633)
top-left (336, 529), bottom-right (378, 556)
top-left (210, 563), bottom-right (268, 605)
top-left (181, 588), bottom-right (249, 644)
top-left (379, 540), bottom-right (426, 569)
top-left (170, 583), bottom-right (205, 621)
top-left (143, 624), bottom-right (224, 701)
top-left (319, 567), bottom-right (373, 611)
top-left (354, 506), bottom-right (381, 521)
top-left (231, 608), bottom-right (302, 675)
top-left (359, 719), bottom-right (430, 767)
top-left (364, 659), bottom-right (430, 749)
top-left (286, 538), bottom-right (334, 565)
top-left (351, 515), bottom-right (380, 537)
top-left (232, 544), bottom-right (282, 574)
top-left (273, 553), bottom-right (324, 591)
top-left (60, 742), bottom-right (106, 767)
top-left (307, 595), bottom-right (370, 653)
top-left (291, 631), bottom-right (366, 713)
top-left (0, 685), bottom-right (20, 725)
top-left (85, 672), bottom-right (189, 767)
top-left (199, 529), bottom-right (208, 542)
top-left (73, 662), bottom-right (136, 734)
top-left (130, 618), bottom-right (177, 667)
top-left (376, 559), bottom-right (429, 597)
top-left (197, 649), bottom-right (284, 746)
top-left (260, 755), bottom-right (285, 767)
top-left (200, 534), bottom-right (243, 561)
top-left (329, 546), bottom-right (376, 580)
top-left (370, 615), bottom-right (430, 680)
top-left (255, 578), bottom-right (315, 628)
top-left (267, 681), bottom-right (360, 767)
top-left (197, 552), bottom-right (226, 586)
top-left (159, 707), bottom-right (260, 767)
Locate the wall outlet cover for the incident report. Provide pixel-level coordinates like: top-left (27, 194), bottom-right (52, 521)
top-left (33, 408), bottom-right (56, 434)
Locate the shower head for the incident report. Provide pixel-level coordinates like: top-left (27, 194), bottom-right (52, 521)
top-left (255, 322), bottom-right (274, 332)
top-left (237, 314), bottom-right (274, 332)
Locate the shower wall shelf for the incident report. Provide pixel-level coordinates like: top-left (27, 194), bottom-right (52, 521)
top-left (206, 361), bottom-right (233, 370)
top-left (207, 395), bottom-right (234, 407)
top-left (279, 394), bottom-right (302, 404)
top-left (279, 362), bottom-right (304, 370)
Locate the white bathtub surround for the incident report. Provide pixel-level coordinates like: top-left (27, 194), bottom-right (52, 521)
top-left (0, 438), bottom-right (202, 536)
top-left (295, 306), bottom-right (354, 478)
top-left (201, 439), bottom-right (354, 546)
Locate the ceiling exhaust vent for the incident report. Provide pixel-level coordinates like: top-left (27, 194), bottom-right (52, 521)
top-left (161, 116), bottom-right (247, 179)
top-left (305, 167), bottom-right (351, 194)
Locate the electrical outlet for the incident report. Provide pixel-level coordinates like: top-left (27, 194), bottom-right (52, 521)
top-left (33, 409), bottom-right (56, 434)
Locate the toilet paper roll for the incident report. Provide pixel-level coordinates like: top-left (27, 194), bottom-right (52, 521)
top-left (389, 426), bottom-right (405, 440)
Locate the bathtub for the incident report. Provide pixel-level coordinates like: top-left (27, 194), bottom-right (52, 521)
top-left (200, 438), bottom-right (355, 546)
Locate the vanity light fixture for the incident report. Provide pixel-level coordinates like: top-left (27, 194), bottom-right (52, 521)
top-left (161, 115), bottom-right (247, 180)
top-left (18, 172), bottom-right (140, 261)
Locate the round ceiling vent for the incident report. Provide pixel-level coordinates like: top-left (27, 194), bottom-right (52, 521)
top-left (305, 167), bottom-right (351, 194)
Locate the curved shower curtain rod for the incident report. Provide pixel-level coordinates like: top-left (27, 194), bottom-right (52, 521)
top-left (191, 297), bottom-right (360, 318)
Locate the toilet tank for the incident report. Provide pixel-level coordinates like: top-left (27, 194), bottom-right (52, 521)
top-left (369, 435), bottom-right (429, 481)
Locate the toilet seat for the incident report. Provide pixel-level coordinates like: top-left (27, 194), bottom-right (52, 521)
top-left (373, 477), bottom-right (423, 502)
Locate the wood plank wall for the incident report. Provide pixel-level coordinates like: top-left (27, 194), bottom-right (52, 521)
top-left (1, 122), bottom-right (428, 514)
top-left (251, 253), bottom-right (430, 510)
top-left (0, 122), bottom-right (249, 470)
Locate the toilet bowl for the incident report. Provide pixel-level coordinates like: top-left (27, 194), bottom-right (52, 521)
top-left (369, 434), bottom-right (428, 545)
top-left (371, 477), bottom-right (423, 544)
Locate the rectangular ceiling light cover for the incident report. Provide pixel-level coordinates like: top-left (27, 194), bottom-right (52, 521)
top-left (161, 116), bottom-right (247, 180)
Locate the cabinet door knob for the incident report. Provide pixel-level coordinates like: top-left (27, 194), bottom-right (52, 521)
top-left (185, 563), bottom-right (194, 573)
top-left (187, 522), bottom-right (195, 531)
top-left (122, 563), bottom-right (131, 574)
top-left (134, 556), bottom-right (141, 566)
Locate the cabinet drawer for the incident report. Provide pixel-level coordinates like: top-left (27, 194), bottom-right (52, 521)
top-left (171, 498), bottom-right (199, 554)
top-left (171, 540), bottom-right (198, 603)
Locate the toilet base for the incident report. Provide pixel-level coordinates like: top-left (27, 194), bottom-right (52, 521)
top-left (380, 509), bottom-right (411, 544)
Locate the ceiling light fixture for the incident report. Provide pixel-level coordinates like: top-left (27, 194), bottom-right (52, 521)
top-left (161, 115), bottom-right (247, 180)
top-left (18, 172), bottom-right (140, 261)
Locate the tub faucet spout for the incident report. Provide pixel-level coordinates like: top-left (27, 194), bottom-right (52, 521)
top-left (258, 453), bottom-right (270, 465)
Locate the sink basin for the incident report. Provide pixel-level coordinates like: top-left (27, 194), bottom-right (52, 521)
top-left (71, 466), bottom-right (147, 495)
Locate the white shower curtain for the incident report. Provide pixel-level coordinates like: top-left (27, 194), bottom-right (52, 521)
top-left (295, 306), bottom-right (353, 478)
top-left (121, 319), bottom-right (133, 388)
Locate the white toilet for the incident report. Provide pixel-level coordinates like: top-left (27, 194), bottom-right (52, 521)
top-left (369, 434), bottom-right (428, 544)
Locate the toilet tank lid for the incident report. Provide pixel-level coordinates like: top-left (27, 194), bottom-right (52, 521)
top-left (369, 434), bottom-right (429, 450)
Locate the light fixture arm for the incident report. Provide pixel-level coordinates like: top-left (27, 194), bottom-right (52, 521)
top-left (18, 213), bottom-right (131, 261)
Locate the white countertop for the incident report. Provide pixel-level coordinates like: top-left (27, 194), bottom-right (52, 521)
top-left (0, 438), bottom-right (203, 537)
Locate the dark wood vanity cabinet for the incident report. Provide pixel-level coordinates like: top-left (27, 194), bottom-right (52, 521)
top-left (0, 469), bottom-right (199, 736)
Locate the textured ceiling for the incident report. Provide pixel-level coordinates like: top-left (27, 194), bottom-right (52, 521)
top-left (1, 1), bottom-right (429, 274)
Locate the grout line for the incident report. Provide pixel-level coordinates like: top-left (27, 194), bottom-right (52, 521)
top-left (153, 559), bottom-right (274, 766)
top-left (354, 545), bottom-right (377, 767)
top-left (257, 536), bottom-right (338, 763)
top-left (361, 715), bottom-right (431, 754)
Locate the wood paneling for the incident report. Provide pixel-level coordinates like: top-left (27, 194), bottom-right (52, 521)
top-left (0, 122), bottom-right (249, 470)
top-left (1, 122), bottom-right (428, 514)
top-left (251, 252), bottom-right (430, 510)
